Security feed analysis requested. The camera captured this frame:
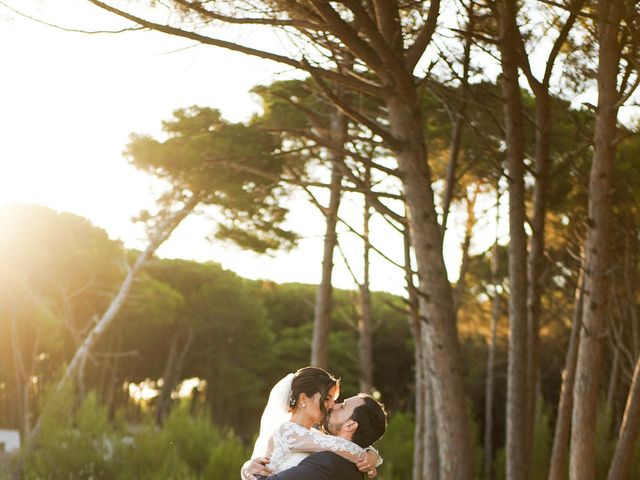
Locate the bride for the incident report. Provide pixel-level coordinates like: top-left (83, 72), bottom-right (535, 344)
top-left (242, 366), bottom-right (381, 479)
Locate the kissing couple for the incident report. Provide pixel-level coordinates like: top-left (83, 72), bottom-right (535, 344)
top-left (241, 366), bottom-right (387, 479)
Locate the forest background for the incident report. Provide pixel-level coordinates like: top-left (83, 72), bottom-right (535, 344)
top-left (1, 1), bottom-right (640, 480)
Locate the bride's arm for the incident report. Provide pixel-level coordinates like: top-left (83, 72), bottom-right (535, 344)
top-left (282, 424), bottom-right (382, 468)
top-left (240, 457), bottom-right (271, 480)
top-left (241, 438), bottom-right (275, 480)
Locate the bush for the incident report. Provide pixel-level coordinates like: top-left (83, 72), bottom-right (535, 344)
top-left (375, 412), bottom-right (415, 480)
top-left (595, 402), bottom-right (616, 480)
top-left (20, 390), bottom-right (249, 480)
top-left (114, 421), bottom-right (193, 480)
top-left (203, 430), bottom-right (250, 480)
top-left (25, 388), bottom-right (119, 479)
top-left (115, 405), bottom-right (249, 479)
top-left (531, 399), bottom-right (552, 480)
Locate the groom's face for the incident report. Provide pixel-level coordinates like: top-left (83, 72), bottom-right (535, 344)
top-left (325, 395), bottom-right (365, 435)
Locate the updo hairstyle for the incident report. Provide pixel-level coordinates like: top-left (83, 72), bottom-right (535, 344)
top-left (288, 366), bottom-right (339, 420)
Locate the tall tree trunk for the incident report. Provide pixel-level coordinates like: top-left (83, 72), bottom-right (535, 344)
top-left (441, 0), bottom-right (474, 234)
top-left (311, 110), bottom-right (346, 368)
top-left (498, 1), bottom-right (529, 477)
top-left (10, 301), bottom-right (30, 440)
top-left (548, 267), bottom-right (584, 480)
top-left (485, 186), bottom-right (502, 480)
top-left (423, 356), bottom-right (440, 480)
top-left (156, 329), bottom-right (194, 426)
top-left (606, 343), bottom-right (620, 419)
top-left (405, 217), bottom-right (440, 480)
top-left (387, 90), bottom-right (473, 480)
top-left (413, 347), bottom-right (426, 480)
top-left (569, 3), bottom-right (622, 479)
top-left (607, 352), bottom-right (640, 480)
top-left (156, 334), bottom-right (180, 426)
top-left (454, 185), bottom-right (479, 312)
top-left (357, 283), bottom-right (374, 392)
top-left (358, 170), bottom-right (374, 393)
top-left (525, 90), bottom-right (551, 469)
top-left (103, 330), bottom-right (123, 416)
top-left (406, 220), bottom-right (427, 480)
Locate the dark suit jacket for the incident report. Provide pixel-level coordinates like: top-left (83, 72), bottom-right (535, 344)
top-left (258, 451), bottom-right (363, 480)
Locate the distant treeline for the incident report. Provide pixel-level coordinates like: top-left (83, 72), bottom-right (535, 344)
top-left (3, 203), bottom-right (566, 451)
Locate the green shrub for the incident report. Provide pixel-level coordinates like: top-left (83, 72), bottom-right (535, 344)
top-left (595, 402), bottom-right (616, 480)
top-left (203, 430), bottom-right (250, 480)
top-left (494, 445), bottom-right (506, 480)
top-left (25, 389), bottom-right (119, 479)
top-left (114, 421), bottom-right (193, 480)
top-left (494, 400), bottom-right (552, 480)
top-left (531, 399), bottom-right (552, 480)
top-left (162, 406), bottom-right (222, 474)
top-left (115, 405), bottom-right (248, 479)
top-left (375, 412), bottom-right (415, 480)
top-left (19, 389), bottom-right (249, 480)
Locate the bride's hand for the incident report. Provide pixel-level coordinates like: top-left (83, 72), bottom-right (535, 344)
top-left (356, 449), bottom-right (379, 472)
top-left (366, 467), bottom-right (378, 478)
top-left (240, 457), bottom-right (272, 480)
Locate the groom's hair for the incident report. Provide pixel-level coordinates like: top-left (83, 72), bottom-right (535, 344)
top-left (350, 394), bottom-right (387, 447)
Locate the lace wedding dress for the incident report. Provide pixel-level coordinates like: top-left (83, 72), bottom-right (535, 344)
top-left (266, 421), bottom-right (371, 472)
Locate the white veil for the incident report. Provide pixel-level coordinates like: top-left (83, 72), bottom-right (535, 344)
top-left (251, 372), bottom-right (295, 459)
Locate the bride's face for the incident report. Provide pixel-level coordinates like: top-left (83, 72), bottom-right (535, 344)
top-left (306, 392), bottom-right (324, 423)
top-left (303, 384), bottom-right (339, 424)
top-left (323, 384), bottom-right (339, 416)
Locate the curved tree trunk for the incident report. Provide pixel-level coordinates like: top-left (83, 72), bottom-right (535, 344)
top-left (569, 3), bottom-right (622, 479)
top-left (11, 194), bottom-right (200, 480)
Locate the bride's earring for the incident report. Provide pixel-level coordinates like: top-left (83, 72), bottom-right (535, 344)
top-left (302, 403), bottom-right (306, 408)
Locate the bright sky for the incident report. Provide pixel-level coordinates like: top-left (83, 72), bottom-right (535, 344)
top-left (0, 0), bottom-right (423, 295)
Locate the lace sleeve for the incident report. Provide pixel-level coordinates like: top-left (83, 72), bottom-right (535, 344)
top-left (277, 422), bottom-right (380, 465)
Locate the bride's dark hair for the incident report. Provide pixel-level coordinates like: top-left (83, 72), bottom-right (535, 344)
top-left (288, 366), bottom-right (339, 419)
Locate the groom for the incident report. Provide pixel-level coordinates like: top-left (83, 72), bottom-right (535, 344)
top-left (241, 393), bottom-right (387, 480)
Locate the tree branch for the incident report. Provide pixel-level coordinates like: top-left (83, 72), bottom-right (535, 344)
top-left (173, 0), bottom-right (323, 29)
top-left (86, 0), bottom-right (386, 98)
top-left (405, 0), bottom-right (441, 71)
top-left (306, 65), bottom-right (401, 149)
top-left (309, 1), bottom-right (386, 75)
top-left (0, 0), bottom-right (143, 34)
